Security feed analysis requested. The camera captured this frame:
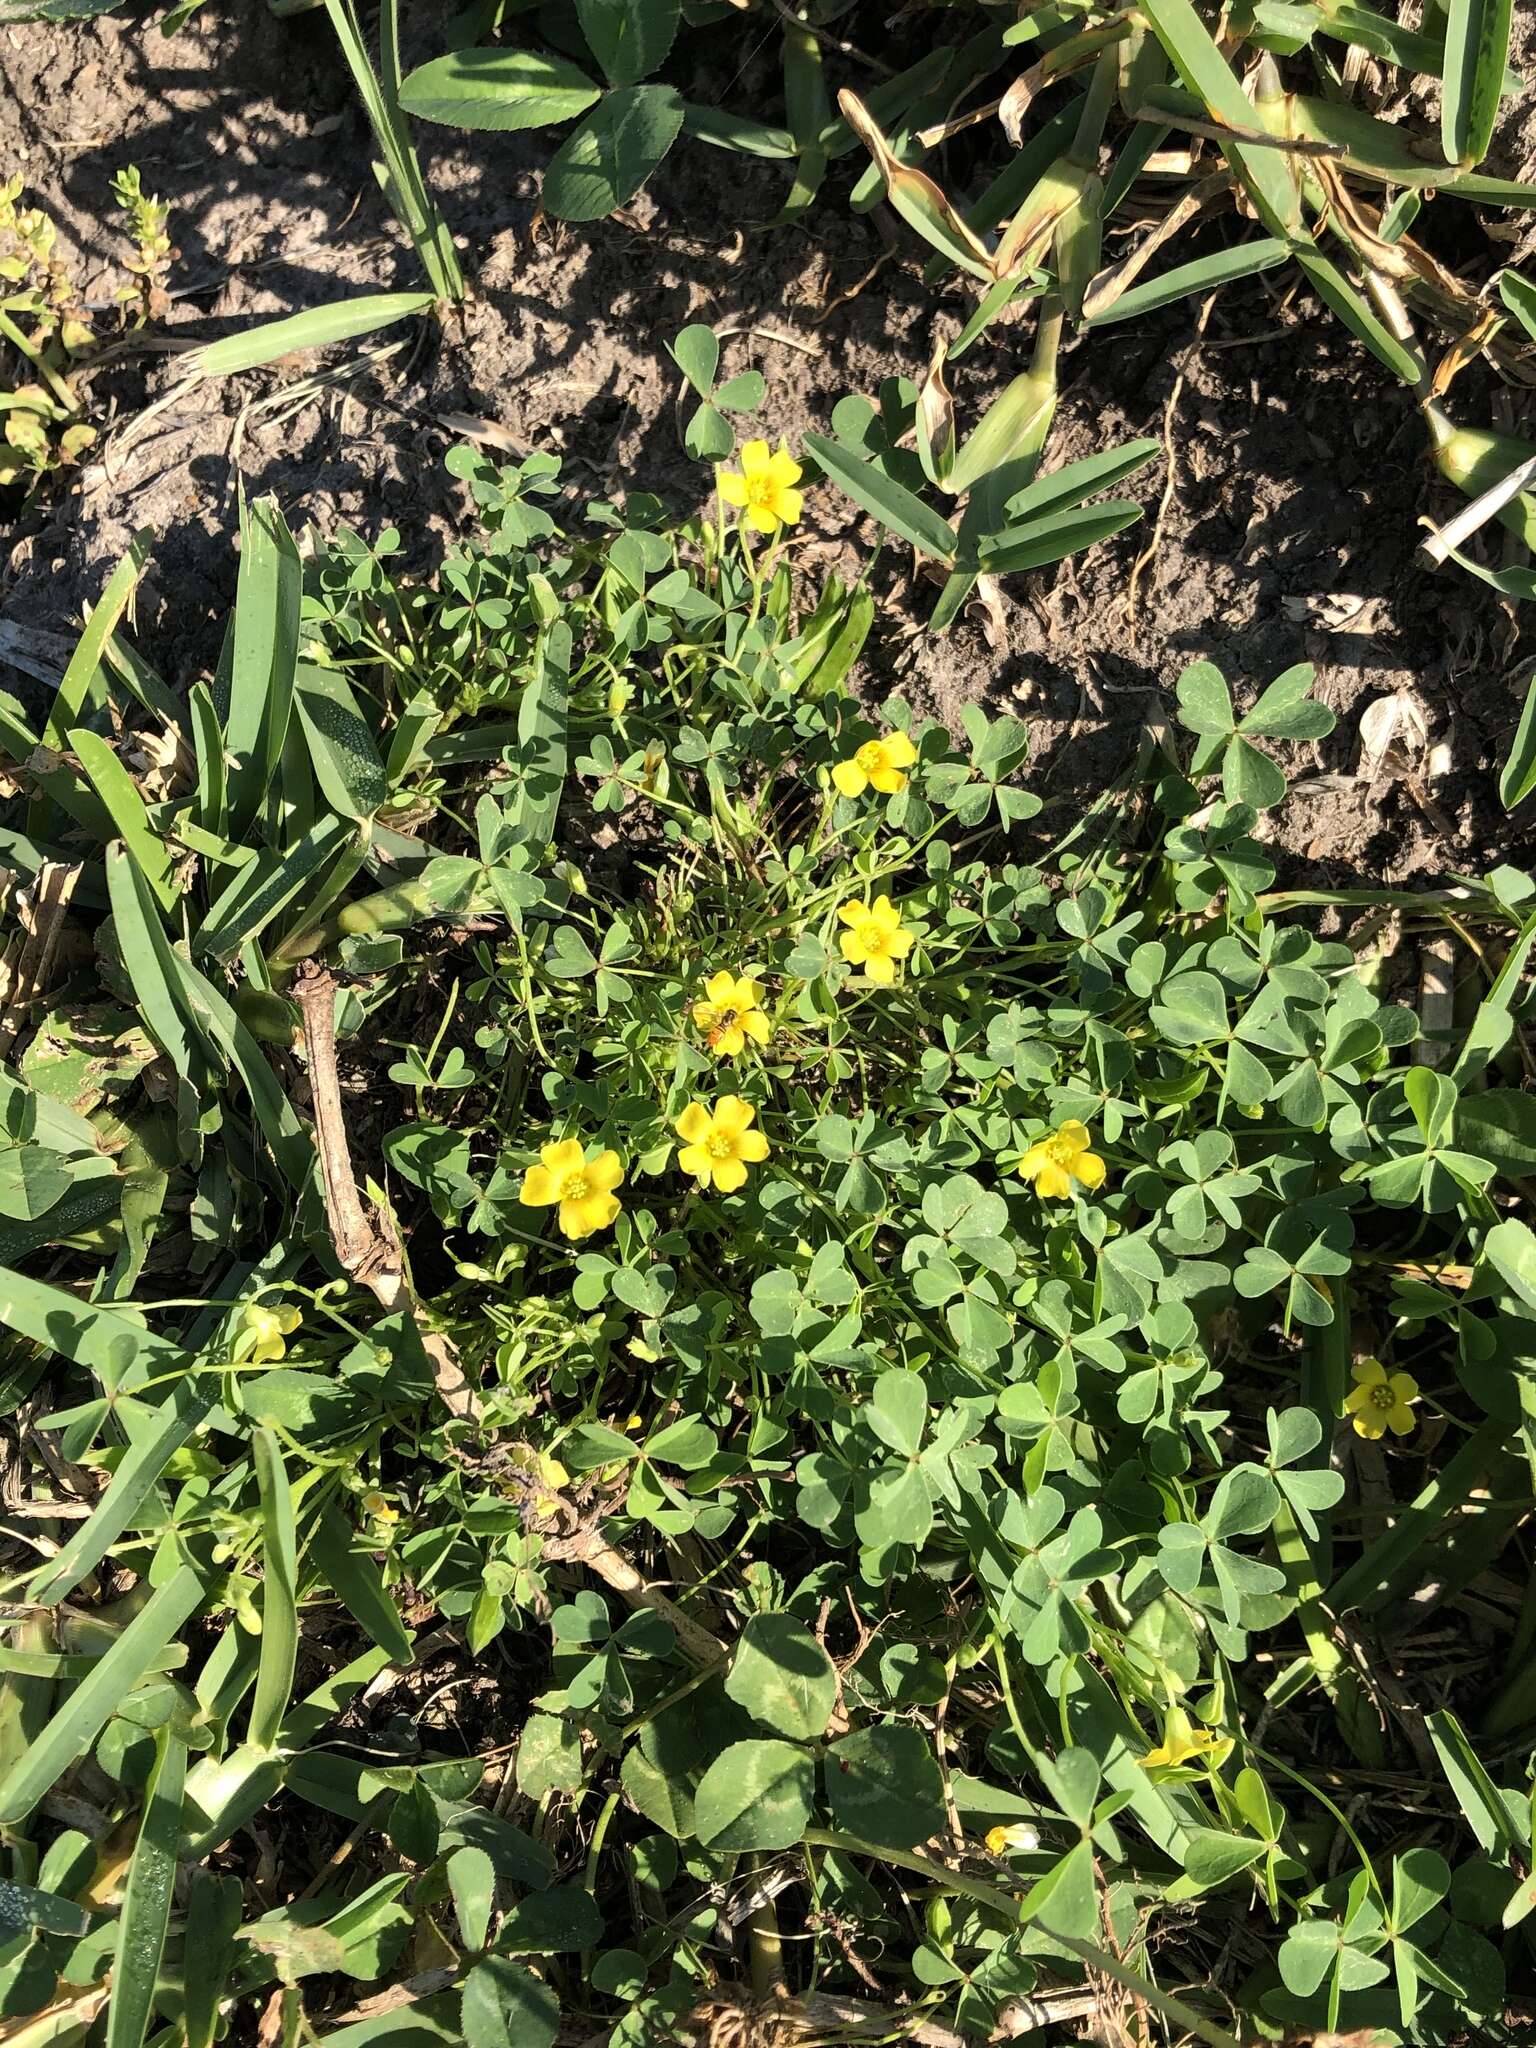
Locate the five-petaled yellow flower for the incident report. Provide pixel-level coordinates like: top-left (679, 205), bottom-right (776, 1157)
top-left (1017, 1121), bottom-right (1106, 1202)
top-left (519, 1137), bottom-right (624, 1241)
top-left (984, 1822), bottom-right (1041, 1856)
top-left (838, 895), bottom-right (912, 985)
top-left (692, 971), bottom-right (772, 1058)
top-left (1344, 1357), bottom-right (1419, 1440)
top-left (675, 1095), bottom-right (770, 1193)
top-left (833, 730), bottom-right (918, 800)
top-left (1139, 1706), bottom-right (1230, 1772)
top-left (237, 1301), bottom-right (301, 1365)
top-left (717, 439), bottom-right (804, 533)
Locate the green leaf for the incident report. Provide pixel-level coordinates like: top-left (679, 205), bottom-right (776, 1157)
top-left (1499, 667), bottom-right (1536, 809)
top-left (824, 1723), bottom-right (946, 1849)
top-left (227, 494), bottom-right (301, 837)
top-left (724, 1613), bottom-right (839, 1741)
top-left (577, 0), bottom-right (679, 87)
top-left (461, 1958), bottom-right (559, 2048)
top-left (311, 1507), bottom-right (414, 1666)
top-left (448, 1844), bottom-right (496, 1952)
top-left (667, 323), bottom-right (719, 397)
top-left (866, 1369), bottom-right (927, 1456)
top-left (693, 1738), bottom-right (814, 1851)
top-left (0, 1564), bottom-right (204, 1824)
top-left (43, 530), bottom-right (153, 751)
top-left (1181, 1827), bottom-right (1266, 1889)
top-left (106, 1726), bottom-right (187, 2048)
top-left (1442, 0), bottom-right (1514, 165)
top-left (248, 1428), bottom-right (299, 1752)
top-left (803, 433), bottom-right (959, 563)
top-left (296, 665), bottom-right (387, 821)
top-left (542, 85), bottom-right (686, 221)
top-left (1483, 1217), bottom-right (1536, 1310)
top-left (399, 47), bottom-right (600, 129)
top-left (185, 294), bottom-right (435, 379)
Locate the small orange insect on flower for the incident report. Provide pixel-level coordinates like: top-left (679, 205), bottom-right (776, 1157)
top-left (674, 1095), bottom-right (770, 1194)
top-left (717, 439), bottom-right (804, 533)
top-left (833, 730), bottom-right (918, 799)
top-left (692, 971), bottom-right (771, 1058)
top-left (1343, 1357), bottom-right (1419, 1440)
top-left (837, 894), bottom-right (912, 985)
top-left (519, 1137), bottom-right (624, 1241)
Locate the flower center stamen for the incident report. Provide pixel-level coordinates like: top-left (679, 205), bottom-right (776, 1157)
top-left (746, 475), bottom-right (773, 507)
top-left (559, 1172), bottom-right (591, 1202)
top-left (706, 1133), bottom-right (733, 1160)
top-left (1369, 1383), bottom-right (1395, 1410)
top-left (856, 741), bottom-right (885, 772)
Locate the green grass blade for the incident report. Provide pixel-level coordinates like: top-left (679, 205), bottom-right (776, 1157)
top-left (105, 1726), bottom-right (187, 2048)
top-left (67, 729), bottom-right (178, 913)
top-left (185, 292), bottom-right (435, 379)
top-left (247, 1428), bottom-right (299, 1752)
top-left (802, 434), bottom-right (959, 563)
top-left (181, 1872), bottom-right (243, 2048)
top-left (311, 1506), bottom-right (414, 1664)
top-left (509, 620), bottom-right (570, 854)
top-left (0, 1564), bottom-right (203, 1824)
top-left (294, 665), bottom-right (387, 821)
top-left (1322, 1416), bottom-right (1510, 1616)
top-left (1442, 0), bottom-right (1514, 167)
top-left (1426, 1707), bottom-right (1527, 1853)
top-left (1135, 0), bottom-right (1299, 232)
top-left (195, 814), bottom-right (355, 962)
top-left (226, 495), bottom-right (301, 838)
top-left (1086, 239), bottom-right (1290, 325)
top-left (41, 530), bottom-right (153, 750)
top-left (977, 500), bottom-right (1143, 575)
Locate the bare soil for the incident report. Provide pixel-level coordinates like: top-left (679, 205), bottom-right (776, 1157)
top-left (5, 1), bottom-right (1536, 882)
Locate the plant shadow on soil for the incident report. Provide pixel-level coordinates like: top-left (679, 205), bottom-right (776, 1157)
top-left (3, 1), bottom-right (1536, 891)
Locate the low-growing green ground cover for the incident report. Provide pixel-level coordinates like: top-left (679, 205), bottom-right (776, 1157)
top-left (0, 420), bottom-right (1534, 2048)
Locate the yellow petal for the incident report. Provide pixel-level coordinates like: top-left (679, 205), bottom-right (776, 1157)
top-left (868, 764), bottom-right (908, 794)
top-left (862, 952), bottom-right (897, 985)
top-left (737, 1129), bottom-right (769, 1163)
top-left (832, 759), bottom-right (867, 797)
top-left (746, 500), bottom-right (781, 533)
top-left (714, 1024), bottom-right (746, 1057)
top-left (768, 446), bottom-right (802, 487)
top-left (714, 1095), bottom-right (755, 1134)
top-left (1386, 1404), bottom-right (1417, 1436)
top-left (838, 900), bottom-right (868, 927)
top-left (1057, 1121), bottom-right (1091, 1149)
top-left (739, 438), bottom-right (772, 474)
top-left (1387, 1371), bottom-right (1419, 1404)
top-left (542, 1137), bottom-right (585, 1176)
top-left (1351, 1357), bottom-right (1387, 1388)
top-left (678, 1143), bottom-right (712, 1182)
top-left (1351, 1409), bottom-right (1386, 1439)
top-left (712, 1156), bottom-right (748, 1194)
top-left (717, 470), bottom-right (748, 507)
top-left (773, 486), bottom-right (803, 526)
top-left (743, 1010), bottom-right (771, 1044)
top-left (839, 933), bottom-right (867, 966)
top-left (1074, 1151), bottom-right (1106, 1190)
top-left (692, 1001), bottom-right (719, 1031)
top-left (1033, 1162), bottom-right (1072, 1200)
top-left (520, 1164), bottom-right (557, 1208)
top-left (885, 927), bottom-right (914, 958)
top-left (704, 970), bottom-right (737, 1004)
top-left (588, 1150), bottom-right (625, 1193)
top-left (675, 1103), bottom-right (713, 1145)
top-left (883, 730), bottom-right (918, 768)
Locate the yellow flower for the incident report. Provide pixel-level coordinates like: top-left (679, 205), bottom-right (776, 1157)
top-left (519, 1137), bottom-right (624, 1241)
top-left (837, 894), bottom-right (912, 985)
top-left (984, 1822), bottom-right (1041, 1856)
top-left (1017, 1121), bottom-right (1106, 1202)
top-left (832, 730), bottom-right (918, 800)
top-left (692, 971), bottom-right (772, 1058)
top-left (1344, 1357), bottom-right (1419, 1440)
top-left (1139, 1706), bottom-right (1230, 1771)
top-left (236, 1301), bottom-right (301, 1364)
top-left (675, 1094), bottom-right (770, 1194)
top-left (717, 439), bottom-right (804, 533)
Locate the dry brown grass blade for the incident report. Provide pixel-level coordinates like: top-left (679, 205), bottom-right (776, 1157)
top-left (0, 861), bottom-right (81, 1060)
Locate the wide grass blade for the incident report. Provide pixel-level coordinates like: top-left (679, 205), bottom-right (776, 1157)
top-left (226, 495), bottom-right (301, 838)
top-left (68, 729), bottom-right (177, 913)
top-left (1442, 0), bottom-right (1514, 167)
top-left (802, 434), bottom-right (959, 563)
top-left (312, 1507), bottom-right (414, 1664)
top-left (185, 293), bottom-right (435, 379)
top-left (0, 1564), bottom-right (204, 1824)
top-left (247, 1428), bottom-right (300, 1752)
top-left (41, 530), bottom-right (153, 751)
top-left (181, 1872), bottom-right (243, 2048)
top-left (105, 1726), bottom-right (187, 2048)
